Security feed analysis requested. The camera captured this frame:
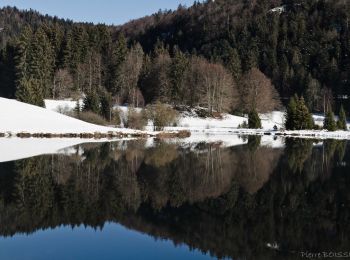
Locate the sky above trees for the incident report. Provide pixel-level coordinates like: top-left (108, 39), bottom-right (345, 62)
top-left (0, 0), bottom-right (199, 25)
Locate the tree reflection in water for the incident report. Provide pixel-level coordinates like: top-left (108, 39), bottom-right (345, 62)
top-left (0, 138), bottom-right (349, 259)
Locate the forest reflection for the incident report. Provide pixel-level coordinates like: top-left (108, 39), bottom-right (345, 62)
top-left (0, 137), bottom-right (349, 259)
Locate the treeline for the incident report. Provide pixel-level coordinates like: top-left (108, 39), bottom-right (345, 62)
top-left (1, 0), bottom-right (350, 117)
top-left (0, 12), bottom-right (280, 119)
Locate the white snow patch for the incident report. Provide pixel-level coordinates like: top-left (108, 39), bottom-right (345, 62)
top-left (45, 99), bottom-right (82, 113)
top-left (165, 111), bottom-right (284, 132)
top-left (0, 98), bottom-right (139, 135)
top-left (269, 6), bottom-right (286, 13)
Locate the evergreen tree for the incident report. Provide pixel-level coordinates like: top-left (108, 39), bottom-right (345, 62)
top-left (15, 26), bottom-right (54, 106)
top-left (100, 91), bottom-right (112, 121)
top-left (226, 47), bottom-right (242, 81)
top-left (248, 109), bottom-right (261, 129)
top-left (169, 47), bottom-right (189, 103)
top-left (337, 105), bottom-right (347, 130)
top-left (83, 91), bottom-right (100, 114)
top-left (74, 100), bottom-right (81, 116)
top-left (107, 34), bottom-right (128, 96)
top-left (296, 96), bottom-right (314, 130)
top-left (324, 110), bottom-right (337, 131)
top-left (285, 95), bottom-right (314, 130)
top-left (16, 78), bottom-right (44, 107)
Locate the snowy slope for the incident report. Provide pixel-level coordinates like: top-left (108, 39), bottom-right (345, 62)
top-left (0, 98), bottom-right (136, 134)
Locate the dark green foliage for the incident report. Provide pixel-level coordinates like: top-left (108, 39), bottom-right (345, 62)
top-left (100, 91), bottom-right (112, 121)
top-left (324, 110), bottom-right (337, 131)
top-left (74, 100), bottom-right (80, 116)
top-left (248, 109), bottom-right (261, 129)
top-left (247, 135), bottom-right (261, 151)
top-left (107, 34), bottom-right (128, 96)
top-left (285, 138), bottom-right (314, 173)
top-left (337, 105), bottom-right (347, 130)
top-left (285, 95), bottom-right (314, 130)
top-left (15, 78), bottom-right (45, 107)
top-left (225, 47), bottom-right (242, 81)
top-left (14, 26), bottom-right (54, 106)
top-left (83, 91), bottom-right (100, 114)
top-left (0, 45), bottom-right (16, 98)
top-left (169, 47), bottom-right (189, 103)
top-left (285, 95), bottom-right (298, 130)
top-left (295, 96), bottom-right (314, 130)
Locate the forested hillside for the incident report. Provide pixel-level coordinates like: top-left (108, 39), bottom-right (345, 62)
top-left (0, 0), bottom-right (350, 118)
top-left (119, 0), bottom-right (350, 108)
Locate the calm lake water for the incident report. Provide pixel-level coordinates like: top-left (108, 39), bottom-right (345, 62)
top-left (0, 137), bottom-right (349, 259)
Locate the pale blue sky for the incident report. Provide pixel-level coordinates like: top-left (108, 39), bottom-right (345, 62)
top-left (0, 0), bottom-right (199, 25)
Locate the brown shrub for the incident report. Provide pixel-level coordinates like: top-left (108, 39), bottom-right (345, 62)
top-left (147, 102), bottom-right (179, 131)
top-left (76, 111), bottom-right (109, 126)
top-left (125, 108), bottom-right (148, 130)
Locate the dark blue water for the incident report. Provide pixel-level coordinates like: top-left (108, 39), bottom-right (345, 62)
top-left (0, 223), bottom-right (211, 260)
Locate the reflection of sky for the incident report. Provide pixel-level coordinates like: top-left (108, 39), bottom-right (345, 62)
top-left (0, 222), bottom-right (212, 260)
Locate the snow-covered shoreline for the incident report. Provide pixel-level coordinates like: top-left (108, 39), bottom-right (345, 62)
top-left (181, 128), bottom-right (350, 140)
top-left (1, 97), bottom-right (350, 140)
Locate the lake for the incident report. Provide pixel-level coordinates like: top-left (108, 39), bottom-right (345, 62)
top-left (0, 136), bottom-right (349, 259)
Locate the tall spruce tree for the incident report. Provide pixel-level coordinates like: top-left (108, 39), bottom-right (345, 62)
top-left (83, 90), bottom-right (100, 114)
top-left (15, 26), bottom-right (54, 106)
top-left (296, 96), bottom-right (314, 130)
top-left (169, 47), bottom-right (189, 103)
top-left (107, 34), bottom-right (128, 96)
top-left (337, 105), bottom-right (347, 130)
top-left (248, 109), bottom-right (261, 129)
top-left (226, 47), bottom-right (242, 81)
top-left (285, 95), bottom-right (298, 130)
top-left (285, 95), bottom-right (314, 130)
top-left (324, 110), bottom-right (337, 131)
top-left (100, 91), bottom-right (112, 121)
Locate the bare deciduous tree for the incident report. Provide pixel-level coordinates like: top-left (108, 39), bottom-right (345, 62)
top-left (120, 43), bottom-right (144, 106)
top-left (53, 68), bottom-right (74, 99)
top-left (187, 57), bottom-right (237, 113)
top-left (238, 68), bottom-right (281, 113)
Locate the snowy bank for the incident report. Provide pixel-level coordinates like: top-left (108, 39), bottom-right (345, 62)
top-left (2, 97), bottom-right (349, 140)
top-left (0, 98), bottom-right (141, 135)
